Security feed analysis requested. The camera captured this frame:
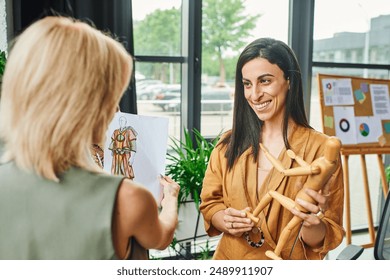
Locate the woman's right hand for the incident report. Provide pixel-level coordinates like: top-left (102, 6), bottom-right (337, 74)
top-left (159, 175), bottom-right (180, 208)
top-left (212, 207), bottom-right (254, 237)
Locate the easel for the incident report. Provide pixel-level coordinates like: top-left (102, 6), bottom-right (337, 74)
top-left (341, 147), bottom-right (389, 247)
top-left (318, 74), bottom-right (390, 248)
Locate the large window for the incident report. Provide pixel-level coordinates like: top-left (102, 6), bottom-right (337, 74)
top-left (132, 0), bottom-right (290, 142)
top-left (313, 0), bottom-right (390, 65)
top-left (311, 0), bottom-right (390, 131)
top-left (132, 0), bottom-right (184, 144)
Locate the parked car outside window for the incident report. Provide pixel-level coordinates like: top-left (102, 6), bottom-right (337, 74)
top-left (153, 86), bottom-right (233, 113)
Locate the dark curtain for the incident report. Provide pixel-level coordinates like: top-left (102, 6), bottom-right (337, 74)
top-left (12, 0), bottom-right (137, 113)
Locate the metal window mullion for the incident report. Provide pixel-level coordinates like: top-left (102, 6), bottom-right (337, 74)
top-left (288, 0), bottom-right (315, 120)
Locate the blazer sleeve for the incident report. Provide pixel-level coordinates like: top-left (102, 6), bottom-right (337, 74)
top-left (200, 144), bottom-right (227, 237)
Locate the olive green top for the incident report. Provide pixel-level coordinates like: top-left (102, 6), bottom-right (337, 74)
top-left (0, 162), bottom-right (124, 259)
top-left (0, 139), bottom-right (4, 157)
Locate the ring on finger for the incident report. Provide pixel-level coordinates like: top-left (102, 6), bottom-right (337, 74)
top-left (315, 208), bottom-right (325, 219)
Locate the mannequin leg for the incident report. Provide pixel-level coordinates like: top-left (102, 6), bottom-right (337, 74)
top-left (269, 190), bottom-right (296, 210)
top-left (266, 216), bottom-right (302, 260)
top-left (246, 192), bottom-right (273, 224)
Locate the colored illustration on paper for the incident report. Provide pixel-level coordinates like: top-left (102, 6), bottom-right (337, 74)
top-left (108, 116), bottom-right (138, 180)
top-left (104, 112), bottom-right (169, 202)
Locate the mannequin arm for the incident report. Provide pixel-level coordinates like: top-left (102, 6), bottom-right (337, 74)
top-left (259, 143), bottom-right (286, 172)
top-left (283, 166), bottom-right (320, 176)
top-left (260, 143), bottom-right (320, 176)
top-left (286, 149), bottom-right (309, 167)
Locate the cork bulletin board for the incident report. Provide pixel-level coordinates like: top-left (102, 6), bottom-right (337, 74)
top-left (318, 73), bottom-right (390, 247)
top-left (318, 73), bottom-right (390, 153)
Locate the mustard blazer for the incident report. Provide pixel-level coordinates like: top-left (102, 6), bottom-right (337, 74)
top-left (200, 126), bottom-right (345, 260)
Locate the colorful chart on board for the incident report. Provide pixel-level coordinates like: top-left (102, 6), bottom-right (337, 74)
top-left (359, 123), bottom-right (370, 137)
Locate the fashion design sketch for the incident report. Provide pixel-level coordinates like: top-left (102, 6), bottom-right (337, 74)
top-left (108, 116), bottom-right (138, 179)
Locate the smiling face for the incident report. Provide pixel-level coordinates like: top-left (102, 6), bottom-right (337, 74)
top-left (242, 57), bottom-right (289, 124)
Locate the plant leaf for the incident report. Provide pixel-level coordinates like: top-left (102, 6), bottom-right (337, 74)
top-left (166, 127), bottom-right (222, 210)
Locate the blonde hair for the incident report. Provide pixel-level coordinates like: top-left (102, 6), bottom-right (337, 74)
top-left (0, 16), bottom-right (133, 181)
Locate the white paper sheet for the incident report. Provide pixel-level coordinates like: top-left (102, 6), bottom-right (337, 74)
top-left (355, 116), bottom-right (383, 144)
top-left (322, 78), bottom-right (355, 106)
top-left (333, 106), bottom-right (357, 145)
top-left (104, 112), bottom-right (169, 202)
top-left (370, 84), bottom-right (390, 119)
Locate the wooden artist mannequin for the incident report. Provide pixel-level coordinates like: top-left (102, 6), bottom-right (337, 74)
top-left (246, 136), bottom-right (342, 260)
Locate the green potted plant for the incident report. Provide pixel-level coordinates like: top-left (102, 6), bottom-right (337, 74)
top-left (0, 50), bottom-right (6, 96)
top-left (166, 128), bottom-right (221, 209)
top-left (165, 127), bottom-right (221, 246)
top-left (0, 51), bottom-right (6, 77)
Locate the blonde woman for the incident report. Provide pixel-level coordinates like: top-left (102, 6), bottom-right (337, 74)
top-left (0, 16), bottom-right (179, 260)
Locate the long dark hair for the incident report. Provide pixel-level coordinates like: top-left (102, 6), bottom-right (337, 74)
top-left (222, 38), bottom-right (311, 170)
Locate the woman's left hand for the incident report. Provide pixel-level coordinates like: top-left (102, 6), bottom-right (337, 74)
top-left (290, 178), bottom-right (334, 248)
top-left (292, 188), bottom-right (328, 226)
